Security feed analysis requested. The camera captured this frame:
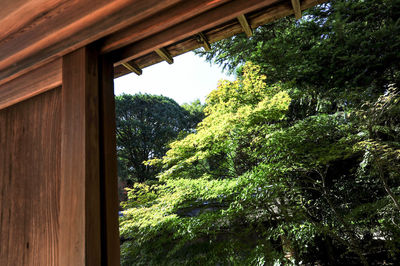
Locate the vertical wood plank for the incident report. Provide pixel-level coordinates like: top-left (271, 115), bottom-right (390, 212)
top-left (60, 46), bottom-right (102, 265)
top-left (0, 88), bottom-right (61, 266)
top-left (99, 56), bottom-right (121, 265)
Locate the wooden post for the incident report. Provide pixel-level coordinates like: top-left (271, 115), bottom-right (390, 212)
top-left (60, 46), bottom-right (102, 265)
top-left (99, 55), bottom-right (121, 265)
top-left (59, 46), bottom-right (120, 265)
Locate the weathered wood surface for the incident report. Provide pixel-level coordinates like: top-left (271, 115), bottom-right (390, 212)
top-left (0, 0), bottom-right (327, 82)
top-left (101, 0), bottom-right (229, 53)
top-left (0, 0), bottom-right (183, 82)
top-left (114, 0), bottom-right (328, 78)
top-left (60, 47), bottom-right (102, 265)
top-left (0, 88), bottom-right (61, 265)
top-left (0, 59), bottom-right (62, 110)
top-left (112, 0), bottom-right (279, 65)
top-left (0, 0), bottom-right (66, 42)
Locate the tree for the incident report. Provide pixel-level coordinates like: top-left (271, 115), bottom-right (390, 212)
top-left (181, 99), bottom-right (205, 132)
top-left (116, 94), bottom-right (199, 183)
top-left (120, 64), bottom-right (400, 265)
top-left (119, 0), bottom-right (400, 264)
top-left (196, 0), bottom-right (400, 108)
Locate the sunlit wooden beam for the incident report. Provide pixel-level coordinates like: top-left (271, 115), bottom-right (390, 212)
top-left (237, 14), bottom-right (253, 37)
top-left (197, 32), bottom-right (211, 51)
top-left (122, 62), bottom-right (142, 75)
top-left (155, 48), bottom-right (174, 64)
top-left (291, 0), bottom-right (302, 19)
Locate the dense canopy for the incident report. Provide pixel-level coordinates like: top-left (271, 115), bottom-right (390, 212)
top-left (119, 0), bottom-right (400, 265)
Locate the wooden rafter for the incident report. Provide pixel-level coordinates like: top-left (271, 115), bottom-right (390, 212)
top-left (122, 62), bottom-right (142, 75)
top-left (112, 0), bottom-right (280, 65)
top-left (237, 14), bottom-right (253, 37)
top-left (113, 0), bottom-right (328, 79)
top-left (0, 0), bottom-right (327, 83)
top-left (155, 48), bottom-right (174, 64)
top-left (101, 0), bottom-right (229, 53)
top-left (197, 32), bottom-right (211, 51)
top-left (291, 0), bottom-right (302, 19)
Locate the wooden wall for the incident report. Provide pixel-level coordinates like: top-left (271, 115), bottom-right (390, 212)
top-left (0, 46), bottom-right (119, 265)
top-left (0, 88), bottom-right (61, 265)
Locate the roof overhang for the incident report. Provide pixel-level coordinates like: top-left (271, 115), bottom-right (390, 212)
top-left (0, 0), bottom-right (327, 85)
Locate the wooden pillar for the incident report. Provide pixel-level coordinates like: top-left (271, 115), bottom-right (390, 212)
top-left (99, 55), bottom-right (121, 265)
top-left (59, 46), bottom-right (119, 265)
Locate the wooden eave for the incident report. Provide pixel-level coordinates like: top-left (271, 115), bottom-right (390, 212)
top-left (0, 0), bottom-right (327, 85)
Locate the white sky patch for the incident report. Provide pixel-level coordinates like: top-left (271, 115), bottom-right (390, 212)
top-left (113, 52), bottom-right (234, 105)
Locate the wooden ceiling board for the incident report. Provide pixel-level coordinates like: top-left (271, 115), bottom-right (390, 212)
top-left (0, 0), bottom-right (183, 82)
top-left (101, 0), bottom-right (231, 53)
top-left (0, 0), bottom-right (66, 41)
top-left (111, 0), bottom-right (280, 65)
top-left (0, 0), bottom-right (328, 84)
top-left (114, 0), bottom-right (328, 78)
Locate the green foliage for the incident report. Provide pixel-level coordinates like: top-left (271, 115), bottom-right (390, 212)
top-left (181, 99), bottom-right (205, 131)
top-left (120, 63), bottom-right (400, 265)
top-left (120, 1), bottom-right (400, 264)
top-left (197, 0), bottom-right (400, 106)
top-left (116, 94), bottom-right (201, 183)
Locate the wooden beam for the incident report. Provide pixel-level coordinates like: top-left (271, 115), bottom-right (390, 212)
top-left (237, 14), bottom-right (253, 37)
top-left (155, 48), bottom-right (174, 64)
top-left (60, 46), bottom-right (102, 265)
top-left (122, 62), bottom-right (142, 75)
top-left (198, 32), bottom-right (211, 51)
top-left (112, 0), bottom-right (280, 64)
top-left (0, 0), bottom-right (183, 82)
top-left (0, 59), bottom-right (61, 111)
top-left (291, 0), bottom-right (302, 19)
top-left (0, 0), bottom-right (66, 41)
top-left (99, 56), bottom-right (121, 265)
top-left (101, 0), bottom-right (229, 53)
top-left (113, 0), bottom-right (328, 79)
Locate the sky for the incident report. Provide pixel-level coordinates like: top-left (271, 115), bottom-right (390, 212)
top-left (113, 52), bottom-right (234, 105)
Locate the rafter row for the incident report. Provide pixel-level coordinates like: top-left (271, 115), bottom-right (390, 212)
top-left (113, 0), bottom-right (327, 78)
top-left (197, 32), bottom-right (211, 51)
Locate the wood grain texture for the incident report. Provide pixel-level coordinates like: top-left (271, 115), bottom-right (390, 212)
top-left (113, 0), bottom-right (328, 78)
top-left (60, 46), bottom-right (101, 265)
top-left (112, 0), bottom-right (279, 64)
top-left (0, 0), bottom-right (182, 82)
top-left (99, 56), bottom-right (120, 265)
top-left (0, 0), bottom-right (66, 41)
top-left (100, 0), bottom-right (229, 53)
top-left (0, 59), bottom-right (62, 110)
top-left (0, 88), bottom-right (61, 266)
